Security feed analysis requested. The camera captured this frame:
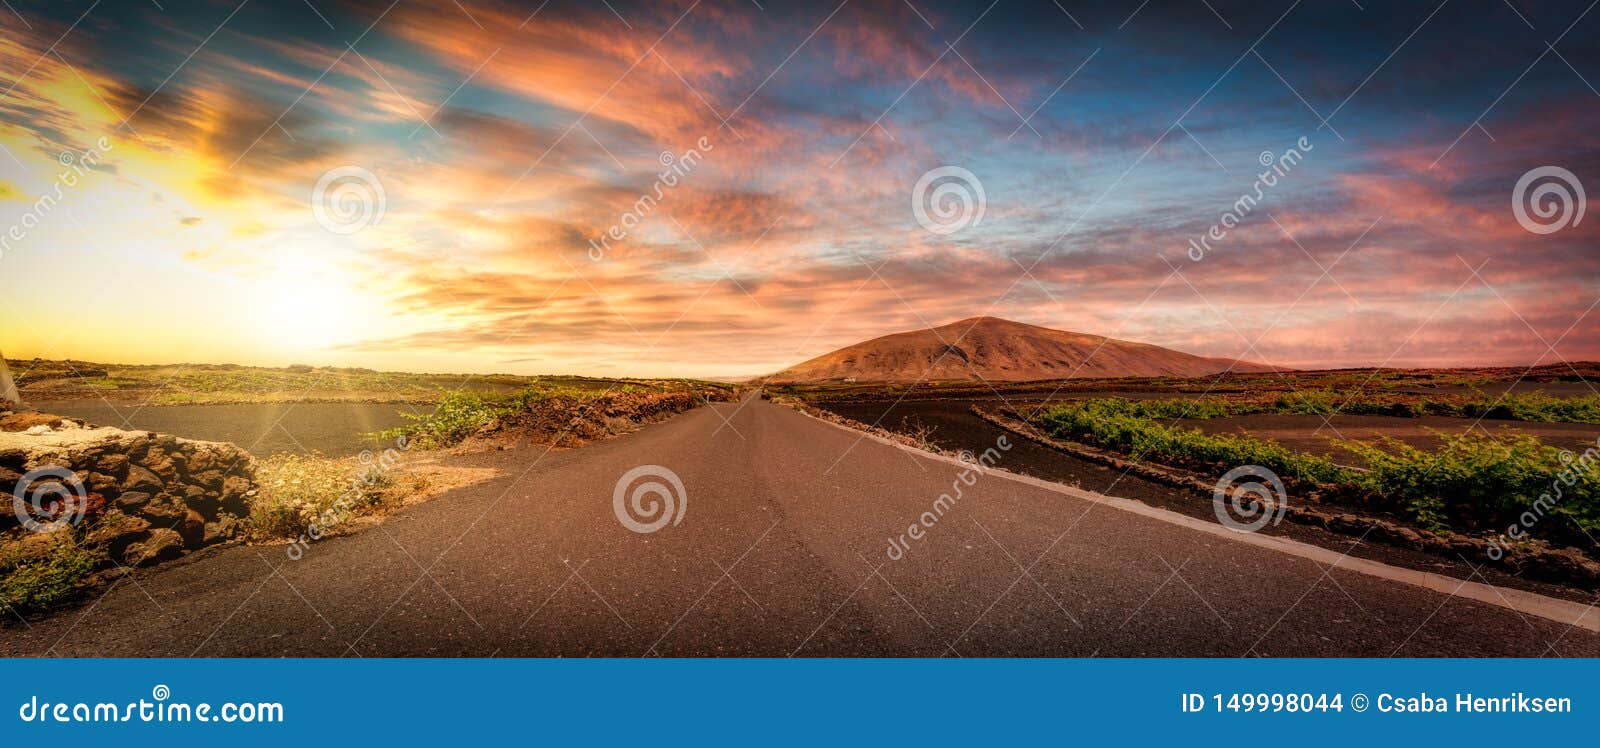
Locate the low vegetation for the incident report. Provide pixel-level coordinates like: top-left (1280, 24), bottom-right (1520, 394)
top-left (1048, 390), bottom-right (1600, 425)
top-left (1034, 398), bottom-right (1356, 485)
top-left (1032, 398), bottom-right (1600, 546)
top-left (374, 391), bottom-right (508, 449)
top-left (10, 359), bottom-right (662, 405)
top-left (0, 532), bottom-right (102, 613)
top-left (1342, 434), bottom-right (1600, 543)
top-left (247, 452), bottom-right (426, 541)
top-left (375, 381), bottom-right (738, 449)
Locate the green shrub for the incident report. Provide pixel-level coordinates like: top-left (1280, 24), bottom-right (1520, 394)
top-left (1034, 399), bottom-right (1353, 485)
top-left (505, 385), bottom-right (618, 410)
top-left (1032, 398), bottom-right (1600, 545)
top-left (0, 534), bottom-right (102, 611)
top-left (1463, 392), bottom-right (1600, 423)
top-left (1053, 391), bottom-right (1600, 424)
top-left (375, 391), bottom-right (507, 449)
top-left (1341, 432), bottom-right (1600, 540)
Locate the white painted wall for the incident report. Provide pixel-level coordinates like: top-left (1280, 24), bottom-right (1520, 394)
top-left (0, 350), bottom-right (19, 406)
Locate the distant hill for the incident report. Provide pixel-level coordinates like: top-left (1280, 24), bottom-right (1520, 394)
top-left (769, 316), bottom-right (1277, 383)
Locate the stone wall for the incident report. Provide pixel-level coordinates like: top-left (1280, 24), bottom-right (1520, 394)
top-left (0, 410), bottom-right (256, 566)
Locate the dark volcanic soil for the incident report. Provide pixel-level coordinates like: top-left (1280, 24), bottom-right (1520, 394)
top-left (813, 397), bottom-right (1599, 604)
top-left (1176, 414), bottom-right (1600, 464)
top-left (41, 400), bottom-right (418, 456)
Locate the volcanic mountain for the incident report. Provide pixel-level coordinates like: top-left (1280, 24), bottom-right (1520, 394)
top-left (769, 317), bottom-right (1276, 383)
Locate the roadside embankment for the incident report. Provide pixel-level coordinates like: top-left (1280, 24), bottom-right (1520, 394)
top-left (457, 389), bottom-right (738, 451)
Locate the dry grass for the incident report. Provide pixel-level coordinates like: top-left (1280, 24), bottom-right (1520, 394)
top-left (246, 451), bottom-right (499, 542)
top-left (12, 359), bottom-right (679, 406)
top-left (247, 452), bottom-right (428, 541)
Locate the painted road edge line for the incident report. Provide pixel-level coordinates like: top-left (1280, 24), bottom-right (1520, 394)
top-left (790, 405), bottom-right (1598, 633)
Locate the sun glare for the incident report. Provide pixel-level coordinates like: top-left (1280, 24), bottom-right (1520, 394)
top-left (255, 275), bottom-right (361, 351)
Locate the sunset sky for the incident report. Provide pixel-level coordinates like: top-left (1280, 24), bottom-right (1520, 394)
top-left (1, 0), bottom-right (1597, 378)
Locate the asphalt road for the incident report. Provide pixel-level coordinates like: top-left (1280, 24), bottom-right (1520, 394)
top-left (4, 398), bottom-right (1596, 657)
top-left (41, 400), bottom-right (415, 456)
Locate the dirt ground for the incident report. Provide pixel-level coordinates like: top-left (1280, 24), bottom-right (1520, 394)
top-left (1175, 414), bottom-right (1600, 464)
top-left (813, 391), bottom-right (1600, 463)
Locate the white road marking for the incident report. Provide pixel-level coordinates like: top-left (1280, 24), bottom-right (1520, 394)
top-left (791, 406), bottom-right (1599, 632)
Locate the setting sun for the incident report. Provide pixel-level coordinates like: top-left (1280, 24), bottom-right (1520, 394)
top-left (254, 273), bottom-right (363, 352)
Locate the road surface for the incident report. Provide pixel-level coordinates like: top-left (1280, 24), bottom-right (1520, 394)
top-left (41, 400), bottom-right (415, 456)
top-left (3, 398), bottom-right (1595, 656)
